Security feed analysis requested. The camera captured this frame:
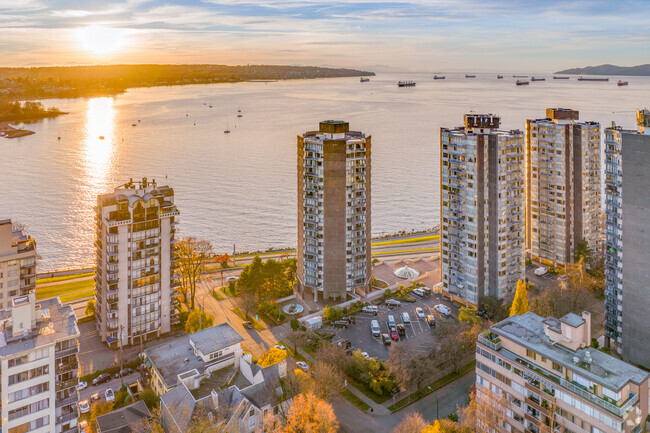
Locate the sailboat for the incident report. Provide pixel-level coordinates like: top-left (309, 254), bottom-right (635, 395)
top-left (224, 123), bottom-right (231, 134)
top-left (237, 108), bottom-right (243, 118)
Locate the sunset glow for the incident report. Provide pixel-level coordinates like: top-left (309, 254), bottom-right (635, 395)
top-left (77, 25), bottom-right (128, 57)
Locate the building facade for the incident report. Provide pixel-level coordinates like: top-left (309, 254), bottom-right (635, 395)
top-left (0, 220), bottom-right (37, 310)
top-left (297, 121), bottom-right (371, 301)
top-left (526, 109), bottom-right (601, 267)
top-left (476, 312), bottom-right (649, 433)
top-left (440, 114), bottom-right (525, 307)
top-left (0, 291), bottom-right (80, 433)
top-left (94, 178), bottom-right (179, 347)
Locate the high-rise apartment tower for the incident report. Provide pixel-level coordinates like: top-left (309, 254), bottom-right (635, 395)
top-left (297, 121), bottom-right (371, 301)
top-left (94, 178), bottom-right (179, 347)
top-left (0, 219), bottom-right (37, 309)
top-left (526, 109), bottom-right (601, 267)
top-left (440, 114), bottom-right (525, 307)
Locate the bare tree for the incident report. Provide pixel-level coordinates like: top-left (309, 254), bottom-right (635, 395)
top-left (311, 361), bottom-right (345, 400)
top-left (175, 237), bottom-right (213, 310)
top-left (391, 412), bottom-right (427, 433)
top-left (285, 330), bottom-right (308, 356)
top-left (237, 289), bottom-right (258, 318)
top-left (386, 343), bottom-right (412, 390)
top-left (459, 388), bottom-right (507, 433)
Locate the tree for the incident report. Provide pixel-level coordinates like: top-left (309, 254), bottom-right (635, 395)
top-left (386, 343), bottom-right (411, 389)
top-left (237, 256), bottom-right (265, 298)
top-left (90, 400), bottom-right (114, 433)
top-left (258, 347), bottom-right (288, 368)
top-left (188, 405), bottom-right (222, 433)
top-left (574, 239), bottom-right (593, 264)
top-left (85, 299), bottom-right (96, 317)
top-left (286, 330), bottom-right (308, 355)
top-left (237, 290), bottom-right (258, 318)
top-left (266, 393), bottom-right (338, 433)
top-left (509, 279), bottom-right (530, 316)
top-left (175, 237), bottom-right (213, 310)
top-left (185, 309), bottom-right (214, 334)
top-left (458, 388), bottom-right (507, 433)
top-left (406, 354), bottom-right (435, 397)
top-left (458, 307), bottom-right (481, 325)
top-left (479, 296), bottom-right (508, 322)
top-left (311, 361), bottom-right (345, 400)
top-left (422, 419), bottom-right (468, 433)
top-left (140, 388), bottom-right (160, 410)
top-left (392, 412), bottom-right (427, 433)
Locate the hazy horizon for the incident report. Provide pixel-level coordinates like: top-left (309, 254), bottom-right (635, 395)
top-left (2, 0), bottom-right (649, 72)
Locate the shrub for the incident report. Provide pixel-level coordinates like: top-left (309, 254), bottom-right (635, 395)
top-left (323, 305), bottom-right (343, 322)
top-left (259, 300), bottom-right (286, 322)
top-left (383, 289), bottom-right (392, 299)
top-left (591, 338), bottom-right (599, 349)
top-left (290, 318), bottom-right (300, 331)
top-left (140, 388), bottom-right (160, 410)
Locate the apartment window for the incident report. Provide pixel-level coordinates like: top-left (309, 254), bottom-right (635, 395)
top-left (552, 362), bottom-right (563, 373)
top-left (526, 349), bottom-right (537, 360)
top-left (249, 408), bottom-right (256, 429)
top-left (8, 354), bottom-right (29, 368)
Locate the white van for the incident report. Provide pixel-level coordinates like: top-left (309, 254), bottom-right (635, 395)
top-left (387, 314), bottom-right (396, 327)
top-left (370, 320), bottom-right (381, 337)
top-left (401, 312), bottom-right (411, 324)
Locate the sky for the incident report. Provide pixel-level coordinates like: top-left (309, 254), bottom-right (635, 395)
top-left (1, 0), bottom-right (649, 72)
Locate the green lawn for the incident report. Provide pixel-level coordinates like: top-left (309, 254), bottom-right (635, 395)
top-left (372, 234), bottom-right (440, 246)
top-left (60, 289), bottom-right (95, 303)
top-left (348, 377), bottom-right (393, 404)
top-left (36, 279), bottom-right (95, 300)
top-left (341, 389), bottom-right (370, 411)
top-left (37, 272), bottom-right (94, 284)
top-left (232, 307), bottom-right (265, 330)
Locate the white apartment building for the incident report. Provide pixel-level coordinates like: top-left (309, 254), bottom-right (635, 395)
top-left (440, 114), bottom-right (525, 307)
top-left (297, 121), bottom-right (372, 301)
top-left (526, 109), bottom-right (601, 267)
top-left (0, 220), bottom-right (37, 310)
top-left (0, 291), bottom-right (80, 433)
top-left (476, 311), bottom-right (649, 433)
top-left (94, 178), bottom-right (179, 347)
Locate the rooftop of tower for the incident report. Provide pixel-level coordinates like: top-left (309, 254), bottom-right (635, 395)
top-left (302, 120), bottom-right (366, 141)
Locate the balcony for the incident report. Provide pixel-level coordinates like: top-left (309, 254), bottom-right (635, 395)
top-left (56, 411), bottom-right (78, 424)
top-left (56, 360), bottom-right (79, 374)
top-left (478, 332), bottom-right (502, 351)
top-left (55, 346), bottom-right (79, 358)
top-left (56, 377), bottom-right (78, 391)
top-left (55, 394), bottom-right (78, 408)
top-left (559, 378), bottom-right (638, 418)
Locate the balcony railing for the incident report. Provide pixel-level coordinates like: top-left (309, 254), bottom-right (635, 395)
top-left (478, 333), bottom-right (502, 351)
top-left (55, 346), bottom-right (79, 358)
top-left (559, 378), bottom-right (638, 418)
top-left (56, 378), bottom-right (78, 391)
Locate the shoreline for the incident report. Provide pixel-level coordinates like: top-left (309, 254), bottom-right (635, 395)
top-left (38, 226), bottom-right (440, 276)
top-left (0, 122), bottom-right (35, 138)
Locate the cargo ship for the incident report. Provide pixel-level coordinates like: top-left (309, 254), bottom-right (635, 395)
top-left (516, 80), bottom-right (529, 86)
top-left (397, 81), bottom-right (416, 87)
top-left (578, 76), bottom-right (609, 82)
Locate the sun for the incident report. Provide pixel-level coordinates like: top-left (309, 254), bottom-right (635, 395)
top-left (77, 25), bottom-right (127, 56)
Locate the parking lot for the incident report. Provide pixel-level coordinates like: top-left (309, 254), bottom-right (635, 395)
top-left (324, 292), bottom-right (460, 360)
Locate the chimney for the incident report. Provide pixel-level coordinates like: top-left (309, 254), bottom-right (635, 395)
top-left (582, 311), bottom-right (591, 347)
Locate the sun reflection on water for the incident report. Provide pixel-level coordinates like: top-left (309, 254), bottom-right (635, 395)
top-left (82, 97), bottom-right (116, 192)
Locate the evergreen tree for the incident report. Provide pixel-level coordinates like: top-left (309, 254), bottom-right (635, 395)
top-left (509, 279), bottom-right (530, 317)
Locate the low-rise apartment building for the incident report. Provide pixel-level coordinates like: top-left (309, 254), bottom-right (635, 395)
top-left (476, 312), bottom-right (648, 433)
top-left (0, 291), bottom-right (80, 433)
top-left (0, 219), bottom-right (37, 309)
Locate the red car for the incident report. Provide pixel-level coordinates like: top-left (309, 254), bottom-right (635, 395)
top-left (390, 326), bottom-right (399, 341)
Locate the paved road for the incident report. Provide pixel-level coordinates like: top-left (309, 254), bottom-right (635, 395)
top-left (78, 372), bottom-right (141, 403)
top-left (334, 371), bottom-right (474, 433)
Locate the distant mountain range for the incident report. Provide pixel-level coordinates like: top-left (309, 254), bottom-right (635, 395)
top-left (555, 64), bottom-right (650, 76)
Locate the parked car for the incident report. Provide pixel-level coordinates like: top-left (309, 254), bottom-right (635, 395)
top-left (396, 324), bottom-right (406, 335)
top-left (332, 320), bottom-right (350, 328)
top-left (362, 305), bottom-right (378, 315)
top-left (226, 276), bottom-right (238, 282)
top-left (361, 352), bottom-right (371, 359)
top-left (477, 307), bottom-right (489, 319)
top-left (296, 361), bottom-right (309, 372)
top-left (426, 315), bottom-right (436, 327)
top-left (115, 368), bottom-right (133, 378)
top-left (78, 400), bottom-right (90, 414)
top-left (105, 388), bottom-right (115, 402)
top-left (401, 312), bottom-right (411, 324)
top-left (76, 381), bottom-right (88, 391)
top-left (336, 339), bottom-right (352, 349)
top-left (92, 373), bottom-right (111, 386)
top-left (370, 319), bottom-right (381, 338)
top-left (412, 288), bottom-right (425, 297)
top-left (387, 314), bottom-right (396, 327)
top-left (341, 316), bottom-right (356, 324)
top-left (415, 307), bottom-right (425, 318)
top-left (243, 321), bottom-right (254, 329)
top-left (274, 344), bottom-right (286, 351)
top-left (421, 286), bottom-right (432, 295)
top-left (434, 304), bottom-right (451, 316)
top-left (534, 267), bottom-right (548, 276)
top-left (79, 420), bottom-right (90, 433)
top-left (90, 392), bottom-right (101, 403)
top-left (382, 333), bottom-right (391, 345)
top-left (390, 326), bottom-right (399, 341)
top-left (385, 299), bottom-right (401, 307)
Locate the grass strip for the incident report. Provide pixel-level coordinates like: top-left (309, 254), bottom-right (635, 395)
top-left (276, 340), bottom-right (308, 363)
top-left (36, 279), bottom-right (95, 300)
top-left (60, 289), bottom-right (95, 303)
top-left (372, 234), bottom-right (440, 246)
top-left (348, 377), bottom-right (392, 404)
top-left (37, 272), bottom-right (95, 284)
top-left (387, 360), bottom-right (476, 412)
top-left (232, 307), bottom-right (265, 330)
top-left (211, 289), bottom-right (224, 300)
top-left (372, 246), bottom-right (440, 256)
top-left (342, 389), bottom-right (371, 411)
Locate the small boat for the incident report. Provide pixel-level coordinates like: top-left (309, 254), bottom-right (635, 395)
top-left (513, 75), bottom-right (527, 78)
top-left (553, 76), bottom-right (570, 79)
top-left (224, 123), bottom-right (231, 134)
top-left (99, 136), bottom-right (105, 140)
top-left (465, 74), bottom-right (476, 78)
top-left (397, 81), bottom-right (416, 87)
top-left (578, 76), bottom-right (609, 82)
top-left (497, 75), bottom-right (503, 79)
top-left (531, 77), bottom-right (545, 81)
top-left (237, 114), bottom-right (243, 118)
top-left (360, 77), bottom-right (370, 82)
top-left (433, 76), bottom-right (445, 80)
top-left (516, 80), bottom-right (529, 86)
top-left (238, 108), bottom-right (241, 113)
top-left (137, 120), bottom-right (141, 122)
top-left (132, 123), bottom-right (136, 126)
top-left (186, 113), bottom-right (188, 117)
top-left (209, 105), bottom-right (213, 108)
top-left (617, 81), bottom-right (629, 86)
top-left (57, 136), bottom-right (61, 140)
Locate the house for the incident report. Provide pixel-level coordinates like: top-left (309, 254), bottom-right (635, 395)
top-left (144, 323), bottom-right (244, 395)
top-left (160, 354), bottom-right (294, 433)
top-left (96, 400), bottom-right (152, 433)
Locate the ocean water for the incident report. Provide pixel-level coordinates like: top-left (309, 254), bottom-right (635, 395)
top-left (1, 72), bottom-right (648, 271)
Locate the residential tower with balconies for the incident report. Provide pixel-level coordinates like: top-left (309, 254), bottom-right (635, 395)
top-left (0, 220), bottom-right (37, 310)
